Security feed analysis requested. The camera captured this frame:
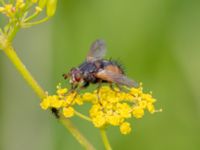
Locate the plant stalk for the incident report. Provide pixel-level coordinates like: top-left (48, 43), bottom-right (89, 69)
top-left (60, 115), bottom-right (96, 150)
top-left (100, 128), bottom-right (112, 150)
top-left (3, 44), bottom-right (46, 99)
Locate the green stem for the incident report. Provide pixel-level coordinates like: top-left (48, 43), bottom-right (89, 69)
top-left (8, 25), bottom-right (20, 43)
top-left (60, 115), bottom-right (96, 150)
top-left (3, 45), bottom-right (46, 99)
top-left (100, 128), bottom-right (112, 150)
top-left (22, 17), bottom-right (50, 28)
top-left (24, 11), bottom-right (40, 23)
top-left (1, 42), bottom-right (95, 150)
top-left (75, 111), bottom-right (92, 122)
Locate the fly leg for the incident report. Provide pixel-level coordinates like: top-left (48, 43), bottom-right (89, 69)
top-left (96, 81), bottom-right (103, 106)
top-left (71, 82), bottom-right (89, 97)
top-left (109, 83), bottom-right (121, 93)
top-left (66, 83), bottom-right (78, 94)
top-left (109, 83), bottom-right (125, 97)
top-left (109, 83), bottom-right (115, 91)
top-left (80, 81), bottom-right (90, 89)
top-left (97, 81), bottom-right (102, 98)
top-left (69, 82), bottom-right (90, 103)
top-left (65, 84), bottom-right (80, 106)
top-left (115, 84), bottom-right (124, 92)
top-left (66, 82), bottom-right (90, 106)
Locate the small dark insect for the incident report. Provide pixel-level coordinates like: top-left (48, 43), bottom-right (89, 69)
top-left (51, 107), bottom-right (59, 118)
top-left (63, 39), bottom-right (138, 91)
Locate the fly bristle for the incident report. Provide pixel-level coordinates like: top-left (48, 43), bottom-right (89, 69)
top-left (108, 58), bottom-right (125, 74)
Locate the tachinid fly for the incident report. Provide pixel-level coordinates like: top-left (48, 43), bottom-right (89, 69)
top-left (63, 39), bottom-right (138, 90)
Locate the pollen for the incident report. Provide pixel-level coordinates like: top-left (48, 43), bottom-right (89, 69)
top-left (40, 83), bottom-right (161, 135)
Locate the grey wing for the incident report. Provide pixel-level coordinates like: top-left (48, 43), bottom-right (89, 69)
top-left (95, 70), bottom-right (139, 88)
top-left (87, 39), bottom-right (106, 62)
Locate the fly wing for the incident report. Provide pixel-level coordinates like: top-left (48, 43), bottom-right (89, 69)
top-left (95, 70), bottom-right (138, 88)
top-left (87, 39), bottom-right (106, 62)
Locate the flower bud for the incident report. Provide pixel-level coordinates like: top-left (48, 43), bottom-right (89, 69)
top-left (0, 7), bottom-right (5, 13)
top-left (35, 6), bottom-right (42, 12)
top-left (31, 0), bottom-right (38, 3)
top-left (38, 0), bottom-right (47, 9)
top-left (46, 0), bottom-right (57, 17)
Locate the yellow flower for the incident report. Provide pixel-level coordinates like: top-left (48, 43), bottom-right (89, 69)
top-left (132, 107), bottom-right (144, 119)
top-left (99, 86), bottom-right (111, 94)
top-left (50, 98), bottom-right (63, 109)
top-left (89, 104), bottom-right (101, 117)
top-left (106, 115), bottom-right (123, 126)
top-left (65, 92), bottom-right (77, 105)
top-left (147, 103), bottom-right (155, 113)
top-left (63, 107), bottom-right (74, 118)
top-left (40, 84), bottom-right (161, 135)
top-left (116, 103), bottom-right (132, 118)
top-left (74, 96), bottom-right (83, 105)
top-left (40, 98), bottom-right (50, 110)
top-left (40, 95), bottom-right (63, 109)
top-left (130, 87), bottom-right (142, 96)
top-left (107, 97), bottom-right (119, 103)
top-left (138, 100), bottom-right (147, 109)
top-left (142, 93), bottom-right (156, 103)
top-left (56, 87), bottom-right (67, 96)
top-left (124, 93), bottom-right (134, 101)
top-left (92, 114), bottom-right (106, 128)
top-left (3, 4), bottom-right (14, 17)
top-left (120, 122), bottom-right (131, 135)
top-left (82, 92), bottom-right (97, 102)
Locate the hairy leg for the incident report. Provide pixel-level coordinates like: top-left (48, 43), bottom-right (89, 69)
top-left (96, 81), bottom-right (103, 105)
top-left (80, 81), bottom-right (90, 89)
top-left (109, 83), bottom-right (121, 92)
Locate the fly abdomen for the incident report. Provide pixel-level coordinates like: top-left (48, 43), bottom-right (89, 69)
top-left (101, 59), bottom-right (124, 74)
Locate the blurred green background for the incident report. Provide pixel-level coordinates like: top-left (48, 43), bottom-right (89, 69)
top-left (1, 0), bottom-right (200, 150)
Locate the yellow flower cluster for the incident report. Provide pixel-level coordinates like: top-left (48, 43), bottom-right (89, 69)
top-left (0, 0), bottom-right (57, 19)
top-left (0, 1), bottom-right (25, 18)
top-left (40, 84), bottom-right (161, 135)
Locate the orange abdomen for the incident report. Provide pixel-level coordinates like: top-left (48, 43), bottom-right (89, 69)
top-left (104, 64), bottom-right (123, 74)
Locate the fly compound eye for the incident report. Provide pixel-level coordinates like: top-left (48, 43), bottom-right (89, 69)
top-left (75, 73), bottom-right (81, 82)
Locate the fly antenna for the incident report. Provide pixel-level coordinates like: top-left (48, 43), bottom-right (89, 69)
top-left (63, 73), bottom-right (69, 79)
